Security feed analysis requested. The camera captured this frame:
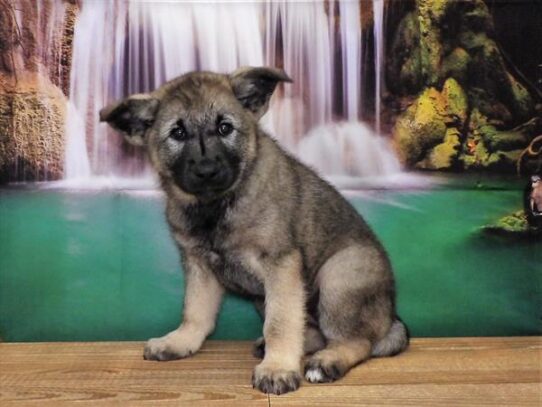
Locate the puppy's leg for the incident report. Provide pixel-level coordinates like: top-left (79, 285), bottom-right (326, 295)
top-left (305, 245), bottom-right (398, 383)
top-left (253, 326), bottom-right (325, 359)
top-left (304, 322), bottom-right (327, 355)
top-left (144, 255), bottom-right (224, 361)
top-left (252, 299), bottom-right (266, 358)
top-left (251, 251), bottom-right (305, 394)
top-left (253, 311), bottom-right (325, 359)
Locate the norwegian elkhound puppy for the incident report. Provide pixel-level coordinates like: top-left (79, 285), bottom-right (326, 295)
top-left (100, 67), bottom-right (408, 395)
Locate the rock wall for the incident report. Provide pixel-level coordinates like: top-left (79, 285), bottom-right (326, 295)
top-left (387, 0), bottom-right (541, 172)
top-left (0, 0), bottom-right (77, 183)
top-left (0, 72), bottom-right (66, 183)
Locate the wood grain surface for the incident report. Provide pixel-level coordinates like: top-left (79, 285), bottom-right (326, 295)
top-left (0, 337), bottom-right (540, 406)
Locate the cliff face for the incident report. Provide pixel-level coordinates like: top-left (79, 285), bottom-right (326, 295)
top-left (0, 73), bottom-right (66, 183)
top-left (0, 0), bottom-right (78, 183)
top-left (387, 0), bottom-right (541, 173)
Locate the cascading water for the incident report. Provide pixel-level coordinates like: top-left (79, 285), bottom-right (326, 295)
top-left (64, 0), bottom-right (264, 184)
top-left (64, 0), bottom-right (402, 187)
top-left (373, 0), bottom-right (385, 135)
top-left (339, 0), bottom-right (362, 121)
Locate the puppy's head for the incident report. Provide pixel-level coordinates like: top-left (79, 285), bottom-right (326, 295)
top-left (100, 67), bottom-right (291, 202)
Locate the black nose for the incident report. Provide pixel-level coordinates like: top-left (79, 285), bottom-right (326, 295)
top-left (193, 158), bottom-right (220, 181)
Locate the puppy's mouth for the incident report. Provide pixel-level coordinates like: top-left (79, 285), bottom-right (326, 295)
top-left (167, 154), bottom-right (242, 201)
top-left (171, 170), bottom-right (238, 202)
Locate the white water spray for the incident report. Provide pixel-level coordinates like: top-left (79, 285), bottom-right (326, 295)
top-left (299, 122), bottom-right (400, 179)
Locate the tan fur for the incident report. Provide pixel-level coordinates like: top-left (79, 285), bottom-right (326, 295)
top-left (251, 251), bottom-right (305, 393)
top-left (144, 255), bottom-right (224, 361)
top-left (259, 251), bottom-right (305, 370)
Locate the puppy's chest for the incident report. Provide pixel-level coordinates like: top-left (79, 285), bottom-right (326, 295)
top-left (204, 249), bottom-right (265, 298)
top-left (182, 202), bottom-right (265, 297)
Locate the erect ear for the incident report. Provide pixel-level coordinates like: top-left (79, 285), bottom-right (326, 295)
top-left (229, 66), bottom-right (292, 120)
top-left (99, 94), bottom-right (159, 146)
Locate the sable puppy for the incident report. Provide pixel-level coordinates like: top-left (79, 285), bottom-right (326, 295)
top-left (100, 67), bottom-right (409, 395)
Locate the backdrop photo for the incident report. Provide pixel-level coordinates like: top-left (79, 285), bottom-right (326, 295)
top-left (0, 0), bottom-right (540, 343)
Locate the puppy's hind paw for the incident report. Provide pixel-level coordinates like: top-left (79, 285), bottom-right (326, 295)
top-left (304, 358), bottom-right (346, 383)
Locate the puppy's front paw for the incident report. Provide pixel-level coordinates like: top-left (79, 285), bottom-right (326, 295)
top-left (143, 330), bottom-right (200, 361)
top-left (252, 362), bottom-right (301, 395)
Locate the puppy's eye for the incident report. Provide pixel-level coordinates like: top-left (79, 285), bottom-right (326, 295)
top-left (218, 122), bottom-right (234, 137)
top-left (170, 124), bottom-right (188, 141)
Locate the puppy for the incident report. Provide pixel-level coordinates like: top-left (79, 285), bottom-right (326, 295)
top-left (100, 67), bottom-right (408, 395)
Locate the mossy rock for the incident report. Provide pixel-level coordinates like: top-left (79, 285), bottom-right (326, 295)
top-left (413, 87), bottom-right (447, 136)
top-left (388, 0), bottom-right (537, 173)
top-left (394, 78), bottom-right (468, 168)
top-left (394, 87), bottom-right (448, 165)
top-left (460, 110), bottom-right (491, 170)
top-left (463, 32), bottom-right (533, 124)
top-left (460, 0), bottom-right (493, 33)
top-left (441, 47), bottom-right (470, 84)
top-left (481, 210), bottom-right (540, 239)
top-left (460, 141), bottom-right (520, 173)
top-left (387, 11), bottom-right (423, 95)
top-left (468, 87), bottom-right (512, 124)
top-left (441, 77), bottom-right (468, 123)
top-left (400, 49), bottom-right (423, 94)
top-left (458, 31), bottom-right (491, 52)
top-left (416, 0), bottom-right (450, 85)
top-left (468, 139), bottom-right (495, 169)
top-left (0, 73), bottom-right (66, 183)
top-left (394, 105), bottom-right (423, 165)
top-left (482, 127), bottom-right (528, 152)
top-left (417, 127), bottom-right (462, 170)
top-left (466, 107), bottom-right (534, 152)
top-left (506, 73), bottom-right (534, 121)
top-left (460, 109), bottom-right (525, 172)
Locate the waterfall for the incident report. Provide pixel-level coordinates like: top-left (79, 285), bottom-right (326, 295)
top-left (373, 0), bottom-right (385, 135)
top-left (339, 0), bottom-right (362, 121)
top-left (64, 0), bottom-right (401, 186)
top-left (64, 0), bottom-right (263, 181)
top-left (299, 121), bottom-right (401, 177)
top-left (262, 1), bottom-right (334, 149)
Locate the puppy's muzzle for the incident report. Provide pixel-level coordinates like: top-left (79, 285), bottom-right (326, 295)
top-left (193, 158), bottom-right (221, 182)
top-left (185, 156), bottom-right (233, 192)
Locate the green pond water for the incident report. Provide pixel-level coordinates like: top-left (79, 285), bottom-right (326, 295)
top-left (0, 179), bottom-right (540, 342)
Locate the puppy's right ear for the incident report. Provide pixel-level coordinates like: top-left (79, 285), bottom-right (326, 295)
top-left (99, 94), bottom-right (159, 146)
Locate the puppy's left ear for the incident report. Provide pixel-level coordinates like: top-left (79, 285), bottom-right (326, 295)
top-left (99, 94), bottom-right (159, 146)
top-left (230, 66), bottom-right (292, 120)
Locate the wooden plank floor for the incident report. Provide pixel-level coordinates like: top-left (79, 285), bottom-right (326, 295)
top-left (0, 337), bottom-right (540, 406)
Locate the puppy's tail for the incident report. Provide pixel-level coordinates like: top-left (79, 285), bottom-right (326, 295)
top-left (371, 318), bottom-right (409, 357)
